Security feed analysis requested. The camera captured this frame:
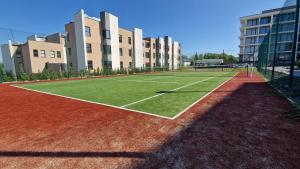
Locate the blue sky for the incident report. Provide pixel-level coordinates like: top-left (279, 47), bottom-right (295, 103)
top-left (0, 0), bottom-right (287, 62)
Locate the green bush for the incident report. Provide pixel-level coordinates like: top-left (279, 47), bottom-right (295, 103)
top-left (18, 65), bottom-right (28, 81)
top-left (8, 71), bottom-right (17, 81)
top-left (297, 60), bottom-right (300, 68)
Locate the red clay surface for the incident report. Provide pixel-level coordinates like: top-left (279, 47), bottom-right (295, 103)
top-left (0, 72), bottom-right (299, 169)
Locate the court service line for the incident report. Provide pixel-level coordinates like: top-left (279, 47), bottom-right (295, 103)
top-left (121, 76), bottom-right (215, 108)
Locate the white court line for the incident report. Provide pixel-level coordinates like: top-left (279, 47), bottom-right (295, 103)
top-left (112, 79), bottom-right (183, 84)
top-left (11, 85), bottom-right (173, 120)
top-left (121, 76), bottom-right (216, 108)
top-left (171, 72), bottom-right (238, 119)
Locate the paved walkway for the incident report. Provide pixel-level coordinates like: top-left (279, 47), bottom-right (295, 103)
top-left (0, 72), bottom-right (299, 169)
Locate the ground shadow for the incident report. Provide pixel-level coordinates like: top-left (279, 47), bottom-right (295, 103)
top-left (133, 81), bottom-right (300, 168)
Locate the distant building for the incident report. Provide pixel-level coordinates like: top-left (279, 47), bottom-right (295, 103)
top-left (1, 33), bottom-right (67, 75)
top-left (239, 5), bottom-right (298, 65)
top-left (195, 59), bottom-right (224, 66)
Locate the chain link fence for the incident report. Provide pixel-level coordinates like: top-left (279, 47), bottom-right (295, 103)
top-left (257, 0), bottom-right (300, 99)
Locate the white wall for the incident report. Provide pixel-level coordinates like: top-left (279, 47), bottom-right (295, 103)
top-left (1, 40), bottom-right (16, 74)
top-left (74, 9), bottom-right (87, 71)
top-left (101, 12), bottom-right (120, 70)
top-left (173, 41), bottom-right (180, 69)
top-left (133, 28), bottom-right (143, 68)
top-left (158, 37), bottom-right (165, 67)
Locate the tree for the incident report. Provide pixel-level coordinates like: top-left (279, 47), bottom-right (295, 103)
top-left (9, 70), bottom-right (17, 81)
top-left (0, 65), bottom-right (10, 82)
top-left (18, 65), bottom-right (28, 81)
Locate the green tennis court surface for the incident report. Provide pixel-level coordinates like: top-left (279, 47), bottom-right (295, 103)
top-left (18, 71), bottom-right (236, 118)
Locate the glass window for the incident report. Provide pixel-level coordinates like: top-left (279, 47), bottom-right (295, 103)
top-left (120, 61), bottom-right (123, 69)
top-left (259, 26), bottom-right (270, 34)
top-left (273, 23), bottom-right (295, 33)
top-left (153, 53), bottom-right (156, 58)
top-left (129, 62), bottom-right (132, 67)
top-left (86, 43), bottom-right (92, 53)
top-left (278, 13), bottom-right (295, 22)
top-left (50, 51), bottom-right (55, 58)
top-left (40, 50), bottom-right (46, 58)
top-left (68, 48), bottom-right (71, 55)
top-left (57, 51), bottom-right (61, 58)
top-left (129, 49), bottom-right (132, 56)
top-left (145, 42), bottom-right (150, 48)
top-left (85, 26), bottom-right (91, 37)
top-left (102, 30), bottom-right (111, 39)
top-left (244, 46), bottom-right (256, 53)
top-left (246, 28), bottom-right (258, 35)
top-left (277, 43), bottom-right (293, 52)
top-left (128, 37), bottom-right (132, 44)
top-left (119, 48), bottom-right (123, 56)
top-left (145, 52), bottom-right (150, 58)
top-left (103, 45), bottom-right (111, 55)
top-left (104, 61), bottom-right (112, 68)
top-left (247, 18), bottom-right (259, 26)
top-left (245, 37), bottom-right (257, 45)
top-left (153, 43), bottom-right (156, 49)
top-left (260, 17), bottom-right (271, 25)
top-left (119, 35), bottom-right (122, 43)
top-left (258, 36), bottom-right (266, 43)
top-left (88, 60), bottom-right (93, 70)
top-left (33, 49), bottom-right (38, 57)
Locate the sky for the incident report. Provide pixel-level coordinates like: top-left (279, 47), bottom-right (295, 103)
top-left (0, 0), bottom-right (288, 62)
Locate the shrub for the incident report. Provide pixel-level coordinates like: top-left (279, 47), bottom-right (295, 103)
top-left (18, 65), bottom-right (28, 81)
top-left (8, 71), bottom-right (17, 81)
top-left (297, 60), bottom-right (300, 68)
top-left (79, 68), bottom-right (89, 78)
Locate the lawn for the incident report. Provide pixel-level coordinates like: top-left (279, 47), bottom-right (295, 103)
top-left (18, 71), bottom-right (236, 118)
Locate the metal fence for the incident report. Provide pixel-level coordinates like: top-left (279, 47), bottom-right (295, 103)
top-left (257, 0), bottom-right (300, 97)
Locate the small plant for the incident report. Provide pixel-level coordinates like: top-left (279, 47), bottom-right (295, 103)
top-left (9, 70), bottom-right (17, 81)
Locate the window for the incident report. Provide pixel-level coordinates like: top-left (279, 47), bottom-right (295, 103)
top-left (258, 36), bottom-right (266, 43)
top-left (45, 62), bottom-right (49, 69)
top-left (245, 37), bottom-right (257, 45)
top-left (247, 18), bottom-right (259, 26)
top-left (88, 60), bottom-right (93, 70)
top-left (102, 30), bottom-right (111, 39)
top-left (68, 48), bottom-right (71, 55)
top-left (33, 49), bottom-right (38, 57)
top-left (145, 42), bottom-right (150, 48)
top-left (260, 17), bottom-right (271, 25)
top-left (246, 28), bottom-right (258, 35)
top-left (272, 33), bottom-right (293, 42)
top-left (119, 35), bottom-right (122, 43)
top-left (16, 51), bottom-right (22, 58)
top-left (244, 46), bottom-right (256, 53)
top-left (129, 62), bottom-right (132, 67)
top-left (67, 33), bottom-right (70, 41)
top-left (86, 43), bottom-right (92, 53)
top-left (120, 61), bottom-right (123, 69)
top-left (57, 51), bottom-right (61, 58)
top-left (129, 49), bottom-right (132, 57)
top-left (50, 51), bottom-right (55, 58)
top-left (145, 52), bottom-right (150, 58)
top-left (103, 45), bottom-right (111, 55)
top-left (153, 43), bottom-right (156, 49)
top-left (40, 50), bottom-right (46, 58)
top-left (104, 61), bottom-right (112, 68)
top-left (277, 43), bottom-right (293, 52)
top-left (259, 26), bottom-right (270, 34)
top-left (85, 26), bottom-right (91, 37)
top-left (153, 53), bottom-right (156, 59)
top-left (128, 37), bottom-right (132, 44)
top-left (119, 48), bottom-right (123, 56)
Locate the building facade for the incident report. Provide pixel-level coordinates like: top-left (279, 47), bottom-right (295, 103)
top-left (65, 9), bottom-right (182, 73)
top-left (1, 33), bottom-right (67, 75)
top-left (239, 5), bottom-right (298, 65)
top-left (1, 9), bottom-right (182, 75)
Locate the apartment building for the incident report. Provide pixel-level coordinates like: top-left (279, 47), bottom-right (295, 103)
top-left (1, 33), bottom-right (67, 75)
top-left (65, 9), bottom-right (182, 73)
top-left (1, 9), bottom-right (182, 75)
top-left (239, 5), bottom-right (298, 65)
